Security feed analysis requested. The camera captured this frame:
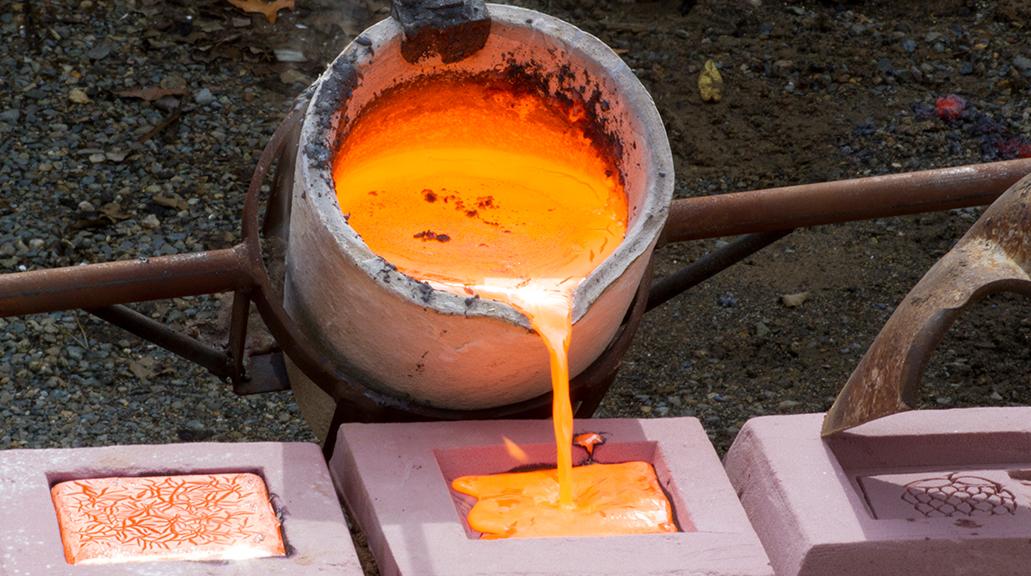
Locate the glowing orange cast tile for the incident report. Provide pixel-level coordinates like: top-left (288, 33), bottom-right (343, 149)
top-left (50, 473), bottom-right (285, 565)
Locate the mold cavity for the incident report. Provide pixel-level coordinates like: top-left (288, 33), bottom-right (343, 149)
top-left (434, 440), bottom-right (692, 539)
top-left (49, 472), bottom-right (285, 565)
top-left (827, 430), bottom-right (1031, 521)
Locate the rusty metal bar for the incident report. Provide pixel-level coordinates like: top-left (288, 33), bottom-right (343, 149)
top-left (648, 230), bottom-right (792, 312)
top-left (0, 245), bottom-right (253, 318)
top-left (89, 304), bottom-right (232, 380)
top-left (228, 290), bottom-right (251, 392)
top-left (661, 158), bottom-right (1031, 244)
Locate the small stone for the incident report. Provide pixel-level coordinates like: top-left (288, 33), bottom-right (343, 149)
top-left (755, 321), bottom-right (771, 338)
top-left (781, 292), bottom-right (810, 308)
top-left (717, 292), bottom-right (737, 308)
top-left (279, 69), bottom-right (309, 85)
top-left (0, 109), bottom-right (19, 123)
top-left (901, 38), bottom-right (917, 53)
top-left (274, 48), bottom-right (307, 63)
top-left (78, 200), bottom-right (96, 212)
top-left (88, 153), bottom-right (106, 164)
top-left (68, 88), bottom-right (91, 104)
top-left (194, 88), bottom-right (215, 106)
top-left (86, 42), bottom-right (114, 60)
top-left (28, 239), bottom-right (44, 250)
top-left (141, 214), bottom-right (161, 230)
top-left (778, 400), bottom-right (800, 410)
top-left (1013, 55), bottom-right (1031, 77)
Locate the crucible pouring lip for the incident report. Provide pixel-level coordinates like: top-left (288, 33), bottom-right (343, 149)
top-left (297, 3), bottom-right (675, 329)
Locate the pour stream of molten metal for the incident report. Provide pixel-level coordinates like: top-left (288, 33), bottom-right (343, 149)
top-left (335, 77), bottom-right (674, 537)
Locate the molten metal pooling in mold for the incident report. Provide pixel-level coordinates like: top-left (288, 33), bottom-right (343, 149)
top-left (50, 473), bottom-right (285, 564)
top-left (452, 461), bottom-right (677, 539)
top-left (335, 76), bottom-right (672, 534)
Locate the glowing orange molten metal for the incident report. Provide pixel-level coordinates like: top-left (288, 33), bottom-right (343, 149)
top-left (453, 462), bottom-right (677, 539)
top-left (335, 76), bottom-right (672, 537)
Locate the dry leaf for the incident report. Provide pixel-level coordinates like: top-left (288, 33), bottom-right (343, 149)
top-left (227, 0), bottom-right (295, 24)
top-left (116, 86), bottom-right (188, 102)
top-left (698, 59), bottom-right (724, 103)
top-left (152, 191), bottom-right (189, 211)
top-left (99, 202), bottom-right (132, 222)
top-left (129, 356), bottom-right (156, 382)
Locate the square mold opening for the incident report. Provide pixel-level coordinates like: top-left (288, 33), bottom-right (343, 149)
top-left (331, 417), bottom-right (773, 576)
top-left (48, 470), bottom-right (285, 565)
top-left (827, 419), bottom-right (1031, 524)
top-left (724, 408), bottom-right (1031, 576)
top-left (0, 442), bottom-right (363, 576)
top-left (434, 439), bottom-right (694, 539)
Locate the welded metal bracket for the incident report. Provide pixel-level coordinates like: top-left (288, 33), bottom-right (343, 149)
top-left (391, 0), bottom-right (490, 63)
top-left (823, 174), bottom-right (1031, 436)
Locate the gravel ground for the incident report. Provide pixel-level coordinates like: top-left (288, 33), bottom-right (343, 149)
top-left (1, 0), bottom-right (1029, 458)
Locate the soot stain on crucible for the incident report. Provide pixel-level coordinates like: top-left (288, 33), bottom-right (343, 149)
top-left (415, 280), bottom-right (434, 304)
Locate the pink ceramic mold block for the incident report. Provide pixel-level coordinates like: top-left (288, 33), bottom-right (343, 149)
top-left (330, 417), bottom-right (773, 576)
top-left (0, 442), bottom-right (363, 575)
top-left (724, 408), bottom-right (1031, 576)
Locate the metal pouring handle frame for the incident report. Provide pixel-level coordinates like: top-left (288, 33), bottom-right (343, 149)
top-left (0, 93), bottom-right (1029, 450)
top-left (821, 174), bottom-right (1031, 436)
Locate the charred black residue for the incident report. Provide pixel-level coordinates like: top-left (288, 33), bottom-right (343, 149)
top-left (495, 60), bottom-right (626, 187)
top-left (422, 188), bottom-right (437, 202)
top-left (306, 57), bottom-right (360, 189)
top-left (392, 0), bottom-right (490, 64)
top-left (413, 230), bottom-right (451, 242)
top-left (376, 258), bottom-right (398, 284)
top-left (304, 142), bottom-right (331, 165)
top-left (414, 280), bottom-right (434, 304)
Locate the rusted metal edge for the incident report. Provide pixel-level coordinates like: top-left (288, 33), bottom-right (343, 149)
top-left (89, 304), bottom-right (233, 380)
top-left (661, 157), bottom-right (1031, 244)
top-left (822, 174), bottom-right (1031, 436)
top-left (0, 247), bottom-right (252, 318)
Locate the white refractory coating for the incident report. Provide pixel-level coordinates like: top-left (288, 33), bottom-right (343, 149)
top-left (285, 4), bottom-right (674, 436)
